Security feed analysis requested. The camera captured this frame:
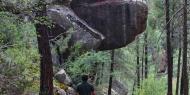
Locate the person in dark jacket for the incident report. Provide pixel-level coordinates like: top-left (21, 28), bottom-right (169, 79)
top-left (76, 75), bottom-right (95, 95)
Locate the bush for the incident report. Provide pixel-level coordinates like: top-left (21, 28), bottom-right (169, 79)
top-left (134, 75), bottom-right (166, 95)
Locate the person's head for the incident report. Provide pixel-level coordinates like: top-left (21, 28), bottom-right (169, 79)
top-left (81, 75), bottom-right (89, 82)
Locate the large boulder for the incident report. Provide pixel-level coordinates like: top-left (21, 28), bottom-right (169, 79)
top-left (47, 5), bottom-right (105, 50)
top-left (71, 0), bottom-right (148, 50)
top-left (112, 80), bottom-right (128, 95)
top-left (97, 80), bottom-right (128, 95)
top-left (54, 69), bottom-right (72, 85)
top-left (54, 86), bottom-right (67, 95)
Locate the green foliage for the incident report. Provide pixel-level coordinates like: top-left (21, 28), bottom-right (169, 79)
top-left (0, 0), bottom-right (187, 94)
top-left (114, 47), bottom-right (137, 80)
top-left (0, 12), bottom-right (19, 45)
top-left (66, 50), bottom-right (111, 82)
top-left (134, 75), bottom-right (167, 95)
top-left (0, 12), bottom-right (40, 94)
top-left (1, 0), bottom-right (38, 10)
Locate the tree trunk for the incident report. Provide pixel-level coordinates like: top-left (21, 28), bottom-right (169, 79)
top-left (175, 33), bottom-right (181, 95)
top-left (35, 1), bottom-right (53, 95)
top-left (141, 52), bottom-right (144, 80)
top-left (99, 62), bottom-right (105, 85)
top-left (141, 48), bottom-right (144, 81)
top-left (144, 32), bottom-right (148, 79)
top-left (181, 0), bottom-right (188, 94)
top-left (132, 79), bottom-right (136, 95)
top-left (165, 0), bottom-right (173, 95)
top-left (141, 35), bottom-right (145, 81)
top-left (56, 46), bottom-right (63, 65)
top-left (91, 62), bottom-right (98, 84)
top-left (136, 39), bottom-right (140, 87)
top-left (108, 50), bottom-right (115, 95)
top-left (180, 72), bottom-right (184, 94)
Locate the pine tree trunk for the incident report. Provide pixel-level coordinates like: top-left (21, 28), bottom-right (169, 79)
top-left (35, 1), bottom-right (53, 95)
top-left (165, 0), bottom-right (173, 95)
top-left (108, 50), bottom-right (115, 95)
top-left (56, 46), bottom-right (63, 65)
top-left (100, 62), bottom-right (105, 85)
top-left (141, 35), bottom-right (145, 81)
top-left (182, 0), bottom-right (188, 94)
top-left (175, 38), bottom-right (181, 95)
top-left (180, 69), bottom-right (184, 94)
top-left (141, 49), bottom-right (144, 81)
top-left (136, 39), bottom-right (140, 87)
top-left (91, 62), bottom-right (98, 84)
top-left (132, 79), bottom-right (136, 95)
top-left (144, 32), bottom-right (148, 79)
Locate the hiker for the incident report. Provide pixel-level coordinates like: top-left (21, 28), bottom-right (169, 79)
top-left (76, 75), bottom-right (95, 95)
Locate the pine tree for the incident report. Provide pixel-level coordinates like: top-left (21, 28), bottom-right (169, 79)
top-left (35, 1), bottom-right (53, 94)
top-left (144, 32), bottom-right (148, 79)
top-left (181, 0), bottom-right (188, 94)
top-left (165, 0), bottom-right (173, 94)
top-left (136, 39), bottom-right (140, 87)
top-left (108, 50), bottom-right (115, 95)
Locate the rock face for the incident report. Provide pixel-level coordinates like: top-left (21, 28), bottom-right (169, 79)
top-left (2, 0), bottom-right (148, 51)
top-left (112, 80), bottom-right (128, 95)
top-left (54, 69), bottom-right (72, 85)
top-left (47, 5), bottom-right (105, 50)
top-left (47, 0), bottom-right (148, 51)
top-left (71, 0), bottom-right (148, 50)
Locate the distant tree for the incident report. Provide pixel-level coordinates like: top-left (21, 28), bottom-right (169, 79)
top-left (144, 32), bottom-right (148, 79)
top-left (108, 50), bottom-right (115, 95)
top-left (136, 39), bottom-right (140, 87)
top-left (180, 0), bottom-right (188, 94)
top-left (141, 43), bottom-right (144, 80)
top-left (176, 33), bottom-right (181, 95)
top-left (165, 0), bottom-right (173, 94)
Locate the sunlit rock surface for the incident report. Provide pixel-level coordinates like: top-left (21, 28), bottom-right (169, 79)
top-left (71, 0), bottom-right (148, 50)
top-left (54, 69), bottom-right (72, 85)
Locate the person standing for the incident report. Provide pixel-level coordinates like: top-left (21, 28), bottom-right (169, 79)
top-left (76, 75), bottom-right (95, 95)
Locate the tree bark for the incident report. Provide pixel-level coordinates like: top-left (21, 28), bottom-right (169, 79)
top-left (108, 50), bottom-right (115, 95)
top-left (35, 1), bottom-right (53, 95)
top-left (144, 32), bottom-right (148, 79)
top-left (141, 48), bottom-right (144, 81)
top-left (165, 0), bottom-right (173, 95)
top-left (99, 62), bottom-right (104, 85)
top-left (141, 52), bottom-right (144, 80)
top-left (181, 0), bottom-right (188, 94)
top-left (56, 46), bottom-right (63, 65)
top-left (136, 39), bottom-right (140, 87)
top-left (132, 78), bottom-right (136, 95)
top-left (175, 37), bottom-right (181, 95)
top-left (180, 72), bottom-right (184, 94)
top-left (141, 35), bottom-right (145, 81)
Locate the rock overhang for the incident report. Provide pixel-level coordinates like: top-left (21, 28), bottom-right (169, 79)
top-left (70, 0), bottom-right (148, 50)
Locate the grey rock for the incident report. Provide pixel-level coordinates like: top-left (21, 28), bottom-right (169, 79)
top-left (54, 69), bottom-right (72, 85)
top-left (112, 80), bottom-right (128, 95)
top-left (54, 86), bottom-right (67, 95)
top-left (67, 87), bottom-right (76, 95)
top-left (71, 0), bottom-right (148, 50)
top-left (47, 5), bottom-right (105, 50)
